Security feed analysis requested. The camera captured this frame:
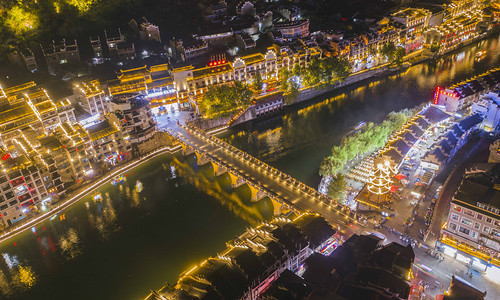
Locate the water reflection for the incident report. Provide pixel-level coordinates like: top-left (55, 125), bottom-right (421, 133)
top-left (171, 156), bottom-right (272, 224)
top-left (0, 255), bottom-right (37, 296)
top-left (58, 228), bottom-right (82, 260)
top-left (222, 35), bottom-right (500, 187)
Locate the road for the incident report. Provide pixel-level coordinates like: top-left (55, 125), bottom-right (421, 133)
top-left (171, 124), bottom-right (365, 237)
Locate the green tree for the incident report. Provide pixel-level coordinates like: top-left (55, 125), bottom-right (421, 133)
top-left (394, 47), bottom-right (406, 67)
top-left (199, 82), bottom-right (252, 118)
top-left (380, 42), bottom-right (397, 63)
top-left (253, 71), bottom-right (263, 91)
top-left (327, 174), bottom-right (347, 202)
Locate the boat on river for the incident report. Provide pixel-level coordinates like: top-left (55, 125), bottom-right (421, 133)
top-left (111, 175), bottom-right (125, 185)
top-left (346, 121), bottom-right (366, 136)
top-left (354, 121), bottom-right (366, 131)
top-left (92, 192), bottom-right (102, 201)
top-left (135, 181), bottom-right (143, 193)
top-left (475, 51), bottom-right (486, 61)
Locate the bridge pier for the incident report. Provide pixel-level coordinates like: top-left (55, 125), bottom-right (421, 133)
top-left (249, 185), bottom-right (267, 202)
top-left (181, 144), bottom-right (195, 156)
top-left (195, 152), bottom-right (211, 166)
top-left (213, 164), bottom-right (229, 177)
top-left (268, 197), bottom-right (290, 216)
top-left (228, 172), bottom-right (246, 189)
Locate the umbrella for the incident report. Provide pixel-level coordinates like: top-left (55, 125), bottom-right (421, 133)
top-left (390, 185), bottom-right (399, 193)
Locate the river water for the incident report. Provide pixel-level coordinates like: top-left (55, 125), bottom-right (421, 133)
top-left (0, 36), bottom-right (499, 299)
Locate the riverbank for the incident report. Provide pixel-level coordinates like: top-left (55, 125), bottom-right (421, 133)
top-left (0, 143), bottom-right (182, 244)
top-left (195, 32), bottom-right (498, 132)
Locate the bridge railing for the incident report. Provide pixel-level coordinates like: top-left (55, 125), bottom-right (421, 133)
top-left (174, 124), bottom-right (366, 226)
top-left (164, 128), bottom-right (294, 209)
top-left (181, 123), bottom-right (335, 204)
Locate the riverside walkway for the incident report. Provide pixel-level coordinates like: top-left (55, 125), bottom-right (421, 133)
top-left (167, 123), bottom-right (365, 231)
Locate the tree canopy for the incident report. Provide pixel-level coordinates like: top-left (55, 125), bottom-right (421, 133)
top-left (380, 42), bottom-right (406, 67)
top-left (327, 174), bottom-right (347, 203)
top-left (319, 108), bottom-right (416, 178)
top-left (199, 82), bottom-right (252, 118)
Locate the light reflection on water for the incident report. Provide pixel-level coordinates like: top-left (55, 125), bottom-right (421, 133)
top-left (222, 35), bottom-right (500, 187)
top-left (0, 153), bottom-right (250, 299)
top-left (0, 35), bottom-right (497, 299)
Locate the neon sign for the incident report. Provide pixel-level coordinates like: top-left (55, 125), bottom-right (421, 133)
top-left (434, 86), bottom-right (441, 104)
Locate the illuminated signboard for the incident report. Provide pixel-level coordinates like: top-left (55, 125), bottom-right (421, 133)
top-left (434, 86), bottom-right (441, 104)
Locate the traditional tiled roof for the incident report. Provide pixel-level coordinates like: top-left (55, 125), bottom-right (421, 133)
top-left (459, 114), bottom-right (482, 132)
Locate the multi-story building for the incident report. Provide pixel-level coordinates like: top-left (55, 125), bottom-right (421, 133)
top-left (392, 8), bottom-right (431, 53)
top-left (105, 29), bottom-right (135, 61)
top-left (86, 118), bottom-right (130, 167)
top-left (21, 49), bottom-right (38, 73)
top-left (425, 12), bottom-right (481, 52)
top-left (90, 36), bottom-right (103, 64)
top-left (41, 39), bottom-right (80, 75)
top-left (434, 69), bottom-right (500, 112)
top-left (170, 38), bottom-right (209, 62)
top-left (447, 0), bottom-right (480, 18)
top-left (264, 233), bottom-right (414, 300)
top-left (110, 94), bottom-right (156, 145)
top-left (274, 19), bottom-right (310, 41)
top-left (74, 80), bottom-right (109, 116)
top-left (471, 91), bottom-right (500, 132)
top-left (38, 123), bottom-right (93, 184)
top-left (107, 64), bottom-right (173, 98)
top-left (0, 82), bottom-right (76, 148)
top-left (0, 135), bottom-right (66, 228)
top-left (148, 213), bottom-right (336, 300)
top-left (439, 163), bottom-right (500, 280)
top-left (138, 18), bottom-right (161, 43)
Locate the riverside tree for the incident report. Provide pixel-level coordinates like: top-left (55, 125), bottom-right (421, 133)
top-left (199, 82), bottom-right (252, 118)
top-left (253, 71), bottom-right (263, 91)
top-left (319, 108), bottom-right (415, 178)
top-left (327, 174), bottom-right (347, 203)
top-left (380, 42), bottom-right (406, 67)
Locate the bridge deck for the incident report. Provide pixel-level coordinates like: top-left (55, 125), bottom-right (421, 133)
top-left (169, 124), bottom-right (364, 231)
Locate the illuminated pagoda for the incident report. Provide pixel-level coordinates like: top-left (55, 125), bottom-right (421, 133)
top-left (367, 157), bottom-right (397, 203)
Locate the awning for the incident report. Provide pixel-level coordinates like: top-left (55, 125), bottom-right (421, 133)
top-left (395, 173), bottom-right (407, 180)
top-left (390, 185), bottom-right (399, 192)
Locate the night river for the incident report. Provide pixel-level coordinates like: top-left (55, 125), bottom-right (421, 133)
top-left (0, 35), bottom-right (499, 299)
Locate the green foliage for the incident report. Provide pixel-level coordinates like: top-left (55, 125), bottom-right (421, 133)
top-left (280, 56), bottom-right (351, 102)
top-left (199, 82), bottom-right (252, 118)
top-left (319, 108), bottom-right (415, 178)
top-left (380, 42), bottom-right (397, 62)
top-left (253, 71), bottom-right (263, 91)
top-left (380, 42), bottom-right (406, 67)
top-left (394, 47), bottom-right (405, 67)
top-left (327, 174), bottom-right (347, 202)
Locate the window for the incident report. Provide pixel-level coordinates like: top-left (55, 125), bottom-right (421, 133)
top-left (449, 223), bottom-right (457, 231)
top-left (454, 205), bottom-right (462, 212)
top-left (459, 226), bottom-right (470, 235)
top-left (476, 214), bottom-right (483, 221)
top-left (474, 222), bottom-right (480, 229)
top-left (451, 213), bottom-right (459, 221)
top-left (492, 229), bottom-right (500, 238)
top-left (487, 218), bottom-right (493, 223)
top-left (472, 231), bottom-right (478, 238)
top-left (464, 209), bottom-right (474, 217)
top-left (484, 226), bottom-right (490, 233)
top-left (461, 217), bottom-right (473, 226)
